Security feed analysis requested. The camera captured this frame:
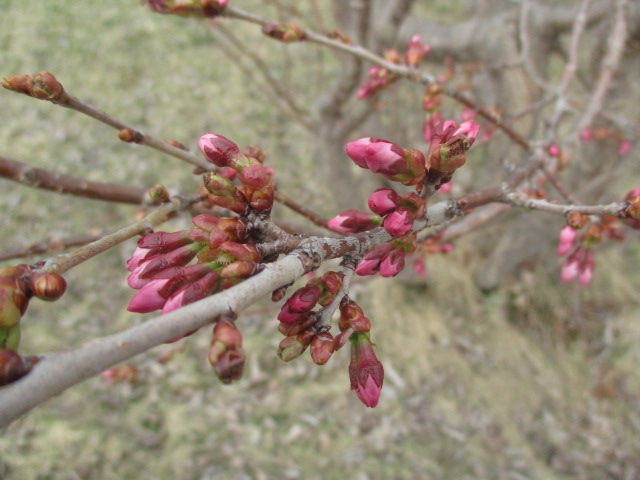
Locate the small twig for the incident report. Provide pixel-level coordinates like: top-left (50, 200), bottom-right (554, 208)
top-left (0, 155), bottom-right (147, 205)
top-left (501, 190), bottom-right (626, 217)
top-left (38, 195), bottom-right (202, 274)
top-left (315, 260), bottom-right (356, 328)
top-left (0, 234), bottom-right (104, 262)
top-left (575, 0), bottom-right (629, 134)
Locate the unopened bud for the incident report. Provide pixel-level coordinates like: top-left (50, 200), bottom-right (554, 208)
top-left (27, 72), bottom-right (64, 101)
top-left (118, 128), bottom-right (143, 143)
top-left (0, 349), bottom-right (38, 386)
top-left (30, 273), bottom-right (66, 301)
top-left (310, 331), bottom-right (335, 365)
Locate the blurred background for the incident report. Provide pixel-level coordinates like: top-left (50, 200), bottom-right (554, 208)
top-left (1, 1), bottom-right (640, 478)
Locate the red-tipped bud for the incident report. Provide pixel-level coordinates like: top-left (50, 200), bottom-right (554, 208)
top-left (278, 312), bottom-right (317, 336)
top-left (137, 230), bottom-right (193, 251)
top-left (239, 184), bottom-right (275, 213)
top-left (237, 162), bottom-right (270, 190)
top-left (132, 244), bottom-right (201, 280)
top-left (339, 299), bottom-right (371, 333)
top-left (198, 133), bottom-right (241, 167)
top-left (144, 0), bottom-right (228, 17)
top-left (283, 285), bottom-right (322, 314)
top-left (379, 247), bottom-right (406, 277)
top-left (271, 285), bottom-right (289, 303)
top-left (327, 209), bottom-right (381, 235)
top-left (0, 349), bottom-right (38, 386)
top-left (310, 332), bottom-right (335, 365)
top-left (1, 75), bottom-right (31, 95)
top-left (349, 332), bottom-right (384, 408)
top-left (404, 35), bottom-right (430, 67)
top-left (29, 273), bottom-right (66, 301)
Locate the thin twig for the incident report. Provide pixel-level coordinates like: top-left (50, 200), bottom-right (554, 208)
top-left (0, 155), bottom-right (147, 205)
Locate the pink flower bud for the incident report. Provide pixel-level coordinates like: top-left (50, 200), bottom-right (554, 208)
top-left (126, 246), bottom-right (155, 272)
top-left (382, 208), bottom-right (414, 237)
top-left (379, 247), bottom-right (406, 277)
top-left (578, 250), bottom-right (595, 286)
top-left (327, 209), bottom-right (381, 235)
top-left (29, 273), bottom-right (66, 301)
top-left (547, 145), bottom-right (561, 157)
top-left (134, 244), bottom-right (201, 280)
top-left (345, 138), bottom-right (405, 173)
top-left (161, 271), bottom-right (220, 314)
top-left (561, 254), bottom-right (580, 283)
top-left (349, 333), bottom-right (384, 408)
top-left (368, 188), bottom-right (402, 216)
top-left (557, 226), bottom-right (577, 256)
top-left (285, 285), bottom-right (322, 313)
top-left (310, 331), bottom-right (335, 365)
top-left (137, 230), bottom-right (192, 252)
top-left (618, 140), bottom-right (632, 156)
top-left (404, 35), bottom-right (430, 67)
top-left (127, 279), bottom-right (172, 313)
top-left (579, 129), bottom-right (594, 143)
top-left (354, 243), bottom-right (394, 276)
top-left (198, 133), bottom-right (241, 167)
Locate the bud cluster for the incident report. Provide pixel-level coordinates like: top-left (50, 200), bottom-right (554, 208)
top-left (357, 36), bottom-right (430, 99)
top-left (199, 133), bottom-right (275, 214)
top-left (557, 211), bottom-right (624, 286)
top-left (368, 188), bottom-right (425, 237)
top-left (208, 313), bottom-right (245, 384)
top-left (275, 271), bottom-right (344, 365)
top-left (127, 214), bottom-right (260, 318)
top-left (354, 233), bottom-right (417, 278)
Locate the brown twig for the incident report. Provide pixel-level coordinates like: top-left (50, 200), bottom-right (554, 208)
top-left (0, 155), bottom-right (147, 205)
top-left (0, 234), bottom-right (104, 262)
top-left (38, 195), bottom-right (202, 275)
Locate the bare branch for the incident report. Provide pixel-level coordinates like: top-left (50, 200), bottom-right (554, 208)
top-left (0, 155), bottom-right (147, 205)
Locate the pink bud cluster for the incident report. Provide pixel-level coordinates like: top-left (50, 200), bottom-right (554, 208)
top-left (275, 272), bottom-right (344, 365)
top-left (346, 120), bottom-right (479, 190)
top-left (368, 188), bottom-right (425, 237)
top-left (556, 212), bottom-right (625, 286)
top-left (143, 0), bottom-right (228, 17)
top-left (355, 233), bottom-right (417, 278)
top-left (199, 133), bottom-right (275, 214)
top-left (357, 36), bottom-right (430, 99)
top-left (126, 213), bottom-right (260, 320)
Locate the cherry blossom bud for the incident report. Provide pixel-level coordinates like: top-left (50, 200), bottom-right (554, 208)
top-left (317, 271), bottom-right (344, 306)
top-left (0, 266), bottom-right (32, 328)
top-left (578, 250), bottom-right (595, 286)
top-left (29, 272), bottom-right (66, 301)
top-left (349, 332), bottom-right (384, 408)
top-left (262, 22), bottom-right (306, 42)
top-left (561, 255), bottom-right (580, 283)
top-left (346, 138), bottom-right (405, 173)
top-left (354, 243), bottom-right (394, 276)
top-left (271, 285), bottom-right (289, 303)
top-left (128, 278), bottom-right (172, 313)
top-left (327, 209), bottom-right (381, 235)
top-left (0, 349), bottom-right (38, 387)
top-left (118, 128), bottom-right (143, 143)
top-left (557, 226), bottom-right (577, 256)
top-left (404, 35), bottom-right (430, 67)
top-left (285, 285), bottom-right (322, 314)
top-left (379, 247), bottom-right (405, 277)
top-left (1, 74), bottom-right (31, 95)
top-left (547, 145), bottom-right (561, 157)
top-left (277, 330), bottom-right (314, 362)
top-left (144, 0), bottom-right (228, 17)
top-left (339, 299), bottom-right (371, 333)
top-left (220, 260), bottom-right (258, 279)
top-left (618, 140), bottom-right (632, 156)
top-left (566, 211), bottom-right (589, 229)
top-left (137, 230), bottom-right (193, 251)
top-left (161, 271), bottom-right (220, 313)
top-left (198, 133), bottom-right (241, 167)
top-left (237, 162), bottom-right (270, 190)
top-left (382, 208), bottom-right (414, 237)
top-left (310, 332), bottom-right (335, 365)
top-left (126, 246), bottom-right (155, 272)
top-left (579, 129), bottom-right (594, 143)
top-left (27, 72), bottom-right (64, 101)
top-left (278, 312), bottom-right (317, 336)
top-left (132, 244), bottom-right (201, 280)
top-left (368, 188), bottom-right (402, 216)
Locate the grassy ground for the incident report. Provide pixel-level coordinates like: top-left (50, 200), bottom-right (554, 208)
top-left (1, 1), bottom-right (640, 479)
